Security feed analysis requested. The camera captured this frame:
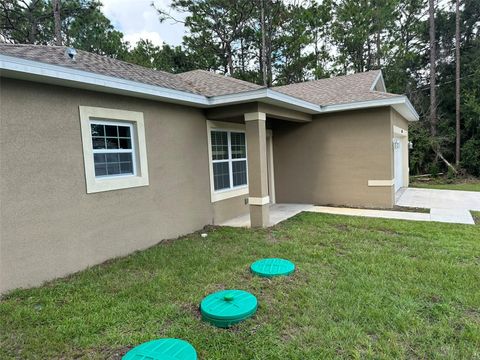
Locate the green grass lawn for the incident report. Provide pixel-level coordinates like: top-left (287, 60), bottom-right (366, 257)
top-left (1, 213), bottom-right (479, 359)
top-left (411, 178), bottom-right (480, 192)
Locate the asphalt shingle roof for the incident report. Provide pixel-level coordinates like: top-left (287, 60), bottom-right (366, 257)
top-left (0, 44), bottom-right (400, 106)
top-left (176, 69), bottom-right (264, 96)
top-left (0, 44), bottom-right (201, 94)
top-left (272, 71), bottom-right (399, 106)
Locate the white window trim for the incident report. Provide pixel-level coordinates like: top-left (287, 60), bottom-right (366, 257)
top-left (207, 120), bottom-right (249, 202)
top-left (79, 106), bottom-right (149, 193)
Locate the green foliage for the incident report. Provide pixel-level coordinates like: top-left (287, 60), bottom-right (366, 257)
top-left (0, 0), bottom-right (128, 58)
top-left (461, 139), bottom-right (480, 176)
top-left (126, 40), bottom-right (196, 73)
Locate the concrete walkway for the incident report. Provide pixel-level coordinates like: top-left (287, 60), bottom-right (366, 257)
top-left (309, 188), bottom-right (479, 225)
top-left (396, 187), bottom-right (479, 224)
top-left (308, 206), bottom-right (476, 224)
top-left (220, 188), bottom-right (479, 228)
top-left (396, 187), bottom-right (480, 210)
top-left (308, 206), bottom-right (431, 222)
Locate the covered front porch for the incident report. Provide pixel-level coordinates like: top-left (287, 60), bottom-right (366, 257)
top-left (206, 102), bottom-right (313, 228)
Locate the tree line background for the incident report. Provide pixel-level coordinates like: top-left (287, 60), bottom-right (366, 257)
top-left (1, 0), bottom-right (479, 176)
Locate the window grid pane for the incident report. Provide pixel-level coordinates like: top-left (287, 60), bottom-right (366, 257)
top-left (91, 123), bottom-right (132, 151)
top-left (232, 160), bottom-right (247, 186)
top-left (213, 161), bottom-right (230, 190)
top-left (231, 132), bottom-right (246, 159)
top-left (94, 152), bottom-right (133, 177)
top-left (211, 131), bottom-right (229, 160)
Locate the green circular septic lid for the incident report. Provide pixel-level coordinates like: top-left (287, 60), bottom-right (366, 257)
top-left (122, 339), bottom-right (197, 360)
top-left (250, 258), bottom-right (295, 277)
top-left (200, 289), bottom-right (257, 328)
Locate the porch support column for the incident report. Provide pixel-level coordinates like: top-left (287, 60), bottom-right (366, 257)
top-left (245, 112), bottom-right (269, 228)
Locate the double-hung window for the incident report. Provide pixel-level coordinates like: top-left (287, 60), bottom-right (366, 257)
top-left (211, 130), bottom-right (248, 191)
top-left (79, 106), bottom-right (149, 193)
top-left (91, 121), bottom-right (136, 177)
top-left (208, 121), bottom-right (249, 202)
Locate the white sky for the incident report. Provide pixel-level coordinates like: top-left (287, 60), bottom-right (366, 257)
top-left (100, 0), bottom-right (187, 47)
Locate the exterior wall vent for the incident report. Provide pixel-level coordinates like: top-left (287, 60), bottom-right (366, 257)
top-left (65, 47), bottom-right (77, 61)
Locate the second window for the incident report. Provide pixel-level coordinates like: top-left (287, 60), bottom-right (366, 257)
top-left (211, 130), bottom-right (247, 191)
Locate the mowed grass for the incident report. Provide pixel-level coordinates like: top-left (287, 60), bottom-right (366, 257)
top-left (411, 178), bottom-right (480, 192)
top-left (1, 213), bottom-right (479, 359)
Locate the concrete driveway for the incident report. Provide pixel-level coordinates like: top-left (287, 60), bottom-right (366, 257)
top-left (396, 188), bottom-right (480, 224)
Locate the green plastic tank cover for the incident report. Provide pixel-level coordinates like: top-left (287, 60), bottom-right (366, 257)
top-left (250, 258), bottom-right (295, 277)
top-left (200, 289), bottom-right (257, 328)
top-left (122, 338), bottom-right (197, 360)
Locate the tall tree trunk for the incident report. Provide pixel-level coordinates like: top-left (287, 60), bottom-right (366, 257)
top-left (376, 30), bottom-right (381, 67)
top-left (314, 29), bottom-right (319, 79)
top-left (226, 43), bottom-right (233, 76)
top-left (240, 38), bottom-right (246, 74)
top-left (260, 0), bottom-right (267, 86)
top-left (428, 0), bottom-right (437, 137)
top-left (455, 0), bottom-right (461, 166)
top-left (53, 0), bottom-right (62, 46)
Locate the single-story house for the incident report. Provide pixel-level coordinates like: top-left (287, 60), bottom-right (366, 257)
top-left (0, 44), bottom-right (418, 293)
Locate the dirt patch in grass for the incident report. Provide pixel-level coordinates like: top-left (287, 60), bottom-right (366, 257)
top-left (332, 224), bottom-right (350, 232)
top-left (180, 302), bottom-right (202, 320)
top-left (374, 227), bottom-right (400, 236)
top-left (83, 346), bottom-right (131, 360)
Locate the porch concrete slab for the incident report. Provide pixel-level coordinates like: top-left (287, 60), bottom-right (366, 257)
top-left (219, 203), bottom-right (314, 228)
top-left (396, 188), bottom-right (480, 210)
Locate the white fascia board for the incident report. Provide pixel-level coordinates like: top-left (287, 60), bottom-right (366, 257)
top-left (321, 96), bottom-right (419, 121)
top-left (207, 88), bottom-right (320, 113)
top-left (393, 97), bottom-right (420, 121)
top-left (0, 54), bottom-right (209, 106)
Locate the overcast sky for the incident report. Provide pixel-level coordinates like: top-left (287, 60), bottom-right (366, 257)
top-left (101, 0), bottom-right (187, 47)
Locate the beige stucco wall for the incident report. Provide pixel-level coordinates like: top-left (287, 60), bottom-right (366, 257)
top-left (273, 107), bottom-right (395, 208)
top-left (212, 196), bottom-right (249, 224)
top-left (0, 78), bottom-right (214, 293)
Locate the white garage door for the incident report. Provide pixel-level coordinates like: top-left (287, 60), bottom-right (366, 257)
top-left (394, 138), bottom-right (403, 192)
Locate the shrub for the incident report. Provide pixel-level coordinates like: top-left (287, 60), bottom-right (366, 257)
top-left (461, 138), bottom-right (480, 176)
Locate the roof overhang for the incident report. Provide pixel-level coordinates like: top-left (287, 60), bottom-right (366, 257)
top-left (0, 54), bottom-right (419, 121)
top-left (320, 97), bottom-right (419, 121)
top-left (208, 88), bottom-right (320, 114)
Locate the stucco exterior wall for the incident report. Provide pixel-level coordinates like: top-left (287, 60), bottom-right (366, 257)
top-left (0, 78), bottom-right (213, 293)
top-left (212, 196), bottom-right (249, 224)
top-left (272, 107), bottom-right (395, 208)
